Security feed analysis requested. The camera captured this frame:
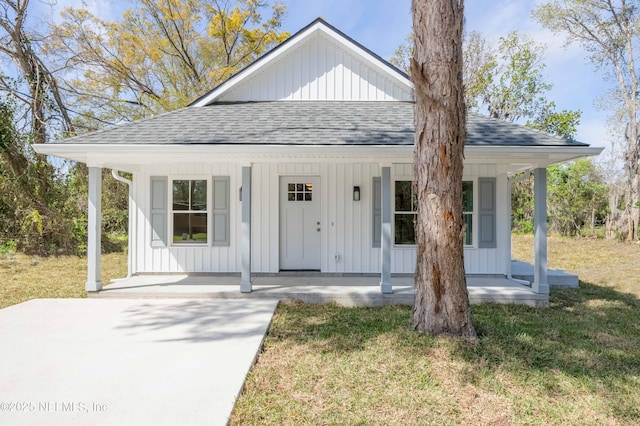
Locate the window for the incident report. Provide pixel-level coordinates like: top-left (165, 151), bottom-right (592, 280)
top-left (393, 180), bottom-right (474, 246)
top-left (172, 179), bottom-right (207, 244)
top-left (287, 182), bottom-right (313, 201)
top-left (394, 181), bottom-right (417, 245)
top-left (462, 181), bottom-right (473, 246)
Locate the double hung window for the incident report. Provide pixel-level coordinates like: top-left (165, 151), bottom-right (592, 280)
top-left (392, 180), bottom-right (474, 246)
top-left (172, 180), bottom-right (208, 244)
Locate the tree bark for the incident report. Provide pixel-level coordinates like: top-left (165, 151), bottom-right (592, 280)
top-left (410, 0), bottom-right (475, 336)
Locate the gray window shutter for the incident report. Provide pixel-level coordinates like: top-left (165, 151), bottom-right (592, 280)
top-left (212, 176), bottom-right (230, 246)
top-left (150, 176), bottom-right (168, 247)
top-left (372, 177), bottom-right (381, 248)
top-left (478, 177), bottom-right (496, 248)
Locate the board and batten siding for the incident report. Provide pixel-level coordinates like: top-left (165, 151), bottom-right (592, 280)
top-left (133, 161), bottom-right (508, 275)
top-left (219, 32), bottom-right (412, 102)
top-left (134, 163), bottom-right (243, 274)
top-left (250, 162), bottom-right (381, 273)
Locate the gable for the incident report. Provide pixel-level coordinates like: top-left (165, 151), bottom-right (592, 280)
top-left (193, 19), bottom-right (413, 105)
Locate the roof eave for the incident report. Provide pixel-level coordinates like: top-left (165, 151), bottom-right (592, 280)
top-left (34, 143), bottom-right (604, 171)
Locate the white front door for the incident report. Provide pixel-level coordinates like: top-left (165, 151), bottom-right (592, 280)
top-left (279, 176), bottom-right (321, 270)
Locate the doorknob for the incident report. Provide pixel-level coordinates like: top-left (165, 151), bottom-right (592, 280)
top-left (317, 228), bottom-right (321, 232)
top-left (317, 222), bottom-right (320, 225)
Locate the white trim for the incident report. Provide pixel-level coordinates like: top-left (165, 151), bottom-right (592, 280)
top-left (191, 20), bottom-right (412, 106)
top-left (391, 177), bottom-right (478, 248)
top-left (391, 177), bottom-right (416, 248)
top-left (169, 176), bottom-right (211, 247)
top-left (463, 178), bottom-right (476, 248)
top-left (34, 144), bottom-right (604, 170)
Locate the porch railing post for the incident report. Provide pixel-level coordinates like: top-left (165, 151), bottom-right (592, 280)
top-left (533, 167), bottom-right (549, 294)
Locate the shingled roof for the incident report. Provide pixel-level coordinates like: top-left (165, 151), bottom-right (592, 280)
top-left (50, 101), bottom-right (588, 147)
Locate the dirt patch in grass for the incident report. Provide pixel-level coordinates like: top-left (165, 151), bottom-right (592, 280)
top-left (0, 252), bottom-right (127, 309)
top-left (231, 236), bottom-right (640, 425)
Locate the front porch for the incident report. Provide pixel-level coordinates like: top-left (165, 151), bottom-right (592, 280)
top-left (90, 273), bottom-right (552, 307)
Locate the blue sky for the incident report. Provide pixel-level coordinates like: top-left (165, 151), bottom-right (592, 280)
top-left (34, 0), bottom-right (610, 149)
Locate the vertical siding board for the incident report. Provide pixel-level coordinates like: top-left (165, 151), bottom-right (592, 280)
top-left (284, 54), bottom-right (293, 100)
top-left (318, 39), bottom-right (326, 100)
top-left (251, 164), bottom-right (262, 272)
top-left (335, 49), bottom-right (344, 100)
top-left (309, 38), bottom-right (318, 99)
top-left (352, 164), bottom-right (360, 271)
top-left (344, 164), bottom-right (353, 271)
top-left (343, 54), bottom-right (352, 100)
top-left (326, 43), bottom-right (335, 100)
top-left (303, 43), bottom-right (311, 99)
top-left (218, 29), bottom-right (412, 101)
top-left (326, 163), bottom-right (336, 272)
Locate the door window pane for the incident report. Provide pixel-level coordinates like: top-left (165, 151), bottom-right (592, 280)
top-left (288, 182), bottom-right (313, 202)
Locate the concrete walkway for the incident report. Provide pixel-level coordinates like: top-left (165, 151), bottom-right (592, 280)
top-left (0, 298), bottom-right (278, 426)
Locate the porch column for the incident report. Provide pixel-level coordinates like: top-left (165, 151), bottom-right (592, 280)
top-left (86, 166), bottom-right (102, 292)
top-left (533, 167), bottom-right (549, 294)
top-left (380, 166), bottom-right (392, 293)
top-left (240, 166), bottom-right (252, 293)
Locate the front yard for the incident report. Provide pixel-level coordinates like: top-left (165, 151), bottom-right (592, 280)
top-left (1, 236), bottom-right (638, 424)
top-left (230, 236), bottom-right (640, 425)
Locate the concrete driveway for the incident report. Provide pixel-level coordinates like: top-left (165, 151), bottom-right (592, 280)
top-left (0, 298), bottom-right (278, 426)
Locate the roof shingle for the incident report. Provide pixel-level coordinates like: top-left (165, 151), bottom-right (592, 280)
top-left (52, 101), bottom-right (589, 147)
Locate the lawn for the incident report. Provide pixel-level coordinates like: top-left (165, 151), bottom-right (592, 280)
top-left (1, 236), bottom-right (638, 424)
top-left (0, 251), bottom-right (127, 309)
top-left (230, 236), bottom-right (640, 425)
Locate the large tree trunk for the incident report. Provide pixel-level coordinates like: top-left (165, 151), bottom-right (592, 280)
top-left (410, 0), bottom-right (475, 336)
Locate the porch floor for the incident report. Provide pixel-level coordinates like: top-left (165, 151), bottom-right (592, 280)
top-left (92, 274), bottom-right (550, 307)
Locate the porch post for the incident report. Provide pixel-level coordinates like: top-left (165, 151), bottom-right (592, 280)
top-left (86, 166), bottom-right (102, 292)
top-left (380, 166), bottom-right (392, 293)
top-left (240, 166), bottom-right (252, 293)
top-left (533, 167), bottom-right (549, 294)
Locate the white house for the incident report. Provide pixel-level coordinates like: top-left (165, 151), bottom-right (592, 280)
top-left (34, 18), bottom-right (602, 296)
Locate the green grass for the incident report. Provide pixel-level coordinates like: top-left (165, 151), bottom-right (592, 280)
top-left (231, 236), bottom-right (640, 425)
top-left (0, 251), bottom-right (127, 309)
top-left (1, 236), bottom-right (638, 424)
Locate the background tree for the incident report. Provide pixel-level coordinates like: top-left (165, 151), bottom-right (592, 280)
top-left (46, 0), bottom-right (288, 130)
top-left (411, 0), bottom-right (475, 336)
top-left (392, 24), bottom-right (598, 237)
top-left (0, 0), bottom-right (288, 255)
top-left (534, 0), bottom-right (640, 241)
top-left (0, 1), bottom-right (82, 254)
top-left (547, 159), bottom-right (609, 235)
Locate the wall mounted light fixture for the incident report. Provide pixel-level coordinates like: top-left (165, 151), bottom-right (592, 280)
top-left (353, 186), bottom-right (361, 201)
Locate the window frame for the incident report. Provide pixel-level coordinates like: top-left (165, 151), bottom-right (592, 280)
top-left (393, 179), bottom-right (418, 247)
top-left (169, 176), bottom-right (210, 246)
top-left (462, 180), bottom-right (475, 248)
top-left (392, 177), bottom-right (477, 248)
